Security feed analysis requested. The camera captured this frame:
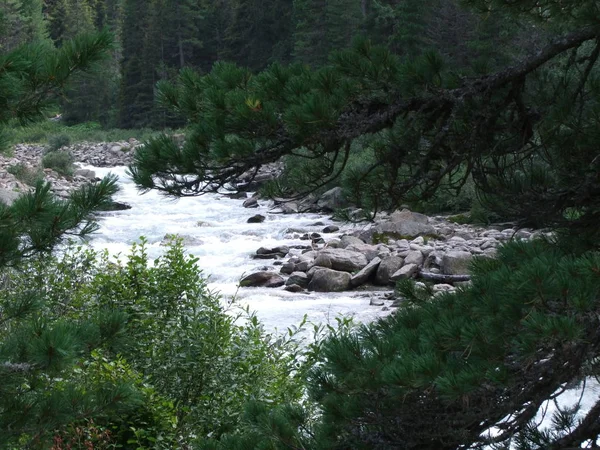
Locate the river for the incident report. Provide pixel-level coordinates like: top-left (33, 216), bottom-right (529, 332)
top-left (87, 166), bottom-right (391, 332)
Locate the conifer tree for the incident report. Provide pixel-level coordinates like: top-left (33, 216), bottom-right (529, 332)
top-left (131, 0), bottom-right (600, 447)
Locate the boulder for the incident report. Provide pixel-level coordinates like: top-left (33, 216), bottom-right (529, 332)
top-left (346, 243), bottom-right (383, 262)
top-left (315, 248), bottom-right (368, 272)
top-left (286, 272), bottom-right (309, 288)
top-left (404, 250), bottom-right (424, 266)
top-left (240, 271), bottom-right (285, 288)
top-left (317, 187), bottom-right (347, 211)
top-left (374, 220), bottom-right (436, 241)
top-left (247, 214), bottom-right (265, 223)
top-left (0, 189), bottom-right (20, 206)
top-left (390, 263), bottom-right (419, 281)
top-left (375, 256), bottom-right (405, 285)
top-left (389, 208), bottom-right (429, 224)
top-left (350, 257), bottom-right (381, 287)
top-left (308, 268), bottom-right (351, 292)
top-left (340, 235), bottom-right (365, 248)
top-left (280, 262), bottom-right (295, 274)
top-left (441, 251), bottom-right (473, 275)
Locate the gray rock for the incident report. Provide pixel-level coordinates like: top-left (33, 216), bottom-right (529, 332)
top-left (339, 235), bottom-right (365, 248)
top-left (350, 257), bottom-right (381, 287)
top-left (308, 268), bottom-right (351, 292)
top-left (389, 208), bottom-right (429, 224)
top-left (317, 187), bottom-right (347, 211)
top-left (316, 248), bottom-right (368, 272)
top-left (0, 188), bottom-right (20, 206)
top-left (441, 251), bottom-right (473, 275)
top-left (280, 262), bottom-right (295, 275)
top-left (345, 243), bottom-right (380, 262)
top-left (74, 168), bottom-right (96, 179)
top-left (390, 263), bottom-right (419, 281)
top-left (313, 253), bottom-right (333, 269)
top-left (240, 271), bottom-right (285, 288)
top-left (247, 214), bottom-right (265, 223)
top-left (404, 250), bottom-right (424, 266)
top-left (374, 220), bottom-right (436, 241)
top-left (243, 197), bottom-right (259, 208)
top-left (375, 256), bottom-right (405, 285)
top-left (370, 298), bottom-right (385, 306)
top-left (286, 271), bottom-right (309, 288)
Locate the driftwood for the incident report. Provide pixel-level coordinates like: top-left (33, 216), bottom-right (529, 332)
top-left (417, 271), bottom-right (471, 283)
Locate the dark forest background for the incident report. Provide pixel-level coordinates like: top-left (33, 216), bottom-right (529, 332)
top-left (0, 0), bottom-right (538, 129)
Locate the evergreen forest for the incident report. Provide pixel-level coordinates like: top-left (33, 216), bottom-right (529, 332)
top-left (1, 0), bottom-right (600, 449)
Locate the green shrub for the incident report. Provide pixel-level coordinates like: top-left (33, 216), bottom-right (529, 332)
top-left (0, 239), bottom-right (311, 447)
top-left (6, 162), bottom-right (43, 186)
top-left (42, 150), bottom-right (74, 176)
top-left (46, 133), bottom-right (71, 152)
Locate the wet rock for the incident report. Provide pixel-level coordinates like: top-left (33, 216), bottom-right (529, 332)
top-left (247, 214), bottom-right (266, 223)
top-left (322, 225), bottom-right (339, 233)
top-left (243, 197), bottom-right (259, 208)
top-left (285, 284), bottom-right (304, 293)
top-left (99, 201), bottom-right (132, 211)
top-left (280, 262), bottom-right (295, 275)
top-left (286, 272), bottom-right (309, 288)
top-left (240, 271), bottom-right (285, 288)
top-left (308, 268), bottom-right (351, 292)
top-left (370, 298), bottom-right (385, 306)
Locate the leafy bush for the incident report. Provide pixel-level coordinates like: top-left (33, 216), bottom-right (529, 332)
top-left (6, 162), bottom-right (43, 186)
top-left (0, 238), bottom-right (312, 447)
top-left (42, 150), bottom-right (75, 176)
top-left (47, 133), bottom-right (71, 152)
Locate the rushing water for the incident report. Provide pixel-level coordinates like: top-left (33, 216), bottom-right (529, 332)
top-left (86, 166), bottom-right (390, 332)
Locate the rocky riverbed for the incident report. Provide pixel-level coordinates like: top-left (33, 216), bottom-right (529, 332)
top-left (2, 141), bottom-right (541, 313)
top-left (0, 141), bottom-right (138, 203)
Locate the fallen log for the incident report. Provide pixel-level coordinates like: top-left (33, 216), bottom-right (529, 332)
top-left (417, 271), bottom-right (471, 283)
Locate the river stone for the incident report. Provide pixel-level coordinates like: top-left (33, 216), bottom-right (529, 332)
top-left (316, 248), bottom-right (368, 272)
top-left (280, 262), bottom-right (295, 274)
top-left (0, 189), bottom-right (20, 206)
top-left (286, 272), bottom-right (309, 288)
top-left (247, 214), bottom-right (265, 223)
top-left (375, 256), bottom-right (404, 285)
top-left (317, 187), bottom-right (347, 211)
top-left (441, 251), bottom-right (473, 275)
top-left (240, 271), bottom-right (285, 288)
top-left (308, 268), bottom-right (351, 292)
top-left (350, 257), bottom-right (381, 287)
top-left (285, 284), bottom-right (304, 293)
top-left (322, 225), bottom-right (339, 233)
top-left (243, 197), bottom-right (258, 208)
top-left (390, 263), bottom-right (419, 281)
top-left (374, 220), bottom-right (436, 241)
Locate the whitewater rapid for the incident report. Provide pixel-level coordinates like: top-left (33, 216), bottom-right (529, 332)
top-left (86, 166), bottom-right (390, 332)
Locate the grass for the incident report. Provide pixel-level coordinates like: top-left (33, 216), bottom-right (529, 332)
top-left (6, 121), bottom-right (164, 146)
